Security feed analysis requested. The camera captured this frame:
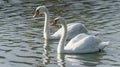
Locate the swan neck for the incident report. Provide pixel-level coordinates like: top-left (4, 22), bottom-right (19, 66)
top-left (44, 10), bottom-right (50, 39)
top-left (57, 22), bottom-right (67, 53)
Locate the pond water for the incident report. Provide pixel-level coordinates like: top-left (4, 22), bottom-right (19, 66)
top-left (0, 0), bottom-right (120, 67)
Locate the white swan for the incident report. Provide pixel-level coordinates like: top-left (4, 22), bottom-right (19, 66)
top-left (50, 17), bottom-right (110, 53)
top-left (33, 6), bottom-right (88, 40)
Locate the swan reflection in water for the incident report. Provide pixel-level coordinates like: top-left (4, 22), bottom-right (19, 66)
top-left (57, 53), bottom-right (105, 67)
top-left (33, 40), bottom-right (52, 67)
top-left (33, 39), bottom-right (106, 67)
top-left (43, 40), bottom-right (51, 65)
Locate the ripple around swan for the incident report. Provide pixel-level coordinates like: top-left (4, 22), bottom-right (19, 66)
top-left (0, 0), bottom-right (120, 67)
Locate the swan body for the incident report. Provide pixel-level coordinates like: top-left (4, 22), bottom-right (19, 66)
top-left (52, 22), bottom-right (88, 39)
top-left (50, 17), bottom-right (109, 54)
top-left (33, 6), bottom-right (88, 40)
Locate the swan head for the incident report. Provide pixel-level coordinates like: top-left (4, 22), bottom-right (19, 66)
top-left (50, 17), bottom-right (66, 26)
top-left (33, 6), bottom-right (47, 17)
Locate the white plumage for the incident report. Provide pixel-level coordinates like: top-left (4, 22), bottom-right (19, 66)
top-left (51, 17), bottom-right (109, 54)
top-left (52, 23), bottom-right (88, 39)
top-left (33, 6), bottom-right (88, 40)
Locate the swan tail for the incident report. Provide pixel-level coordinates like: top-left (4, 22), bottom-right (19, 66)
top-left (99, 41), bottom-right (110, 50)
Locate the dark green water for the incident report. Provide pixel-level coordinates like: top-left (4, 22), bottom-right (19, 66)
top-left (0, 0), bottom-right (120, 67)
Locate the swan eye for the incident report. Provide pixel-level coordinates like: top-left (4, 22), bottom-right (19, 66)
top-left (55, 19), bottom-right (59, 23)
top-left (36, 10), bottom-right (39, 12)
top-left (33, 10), bottom-right (39, 17)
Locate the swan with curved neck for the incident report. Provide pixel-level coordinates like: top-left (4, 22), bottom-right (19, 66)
top-left (50, 17), bottom-right (110, 53)
top-left (33, 6), bottom-right (88, 40)
top-left (33, 6), bottom-right (51, 39)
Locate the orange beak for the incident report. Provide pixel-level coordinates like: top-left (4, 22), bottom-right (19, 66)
top-left (50, 20), bottom-right (57, 26)
top-left (33, 11), bottom-right (39, 17)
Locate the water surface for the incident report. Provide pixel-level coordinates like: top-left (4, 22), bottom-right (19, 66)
top-left (0, 0), bottom-right (120, 67)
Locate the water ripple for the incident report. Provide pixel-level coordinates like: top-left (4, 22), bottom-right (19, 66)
top-left (0, 0), bottom-right (120, 67)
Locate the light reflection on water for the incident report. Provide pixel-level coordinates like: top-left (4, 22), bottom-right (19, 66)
top-left (0, 0), bottom-right (120, 67)
top-left (57, 53), bottom-right (103, 67)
